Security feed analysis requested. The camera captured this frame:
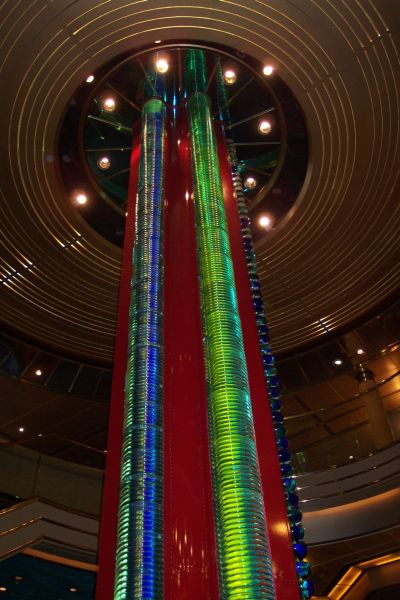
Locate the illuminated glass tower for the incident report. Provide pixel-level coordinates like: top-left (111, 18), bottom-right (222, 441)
top-left (96, 48), bottom-right (312, 600)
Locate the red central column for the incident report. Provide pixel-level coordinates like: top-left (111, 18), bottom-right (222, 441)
top-left (96, 103), bottom-right (299, 600)
top-left (163, 107), bottom-right (219, 599)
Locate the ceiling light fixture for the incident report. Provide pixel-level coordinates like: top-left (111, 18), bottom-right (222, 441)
top-left (102, 97), bottom-right (116, 112)
top-left (224, 69), bottom-right (236, 85)
top-left (245, 176), bottom-right (257, 189)
top-left (75, 193), bottom-right (88, 205)
top-left (154, 40), bottom-right (162, 44)
top-left (333, 359), bottom-right (343, 366)
top-left (18, 427), bottom-right (25, 433)
top-left (258, 120), bottom-right (271, 134)
top-left (263, 65), bottom-right (274, 76)
top-left (85, 75), bottom-right (95, 83)
top-left (97, 156), bottom-right (111, 170)
top-left (34, 369), bottom-right (42, 377)
top-left (69, 587), bottom-right (78, 593)
top-left (356, 348), bottom-right (365, 355)
top-left (0, 588), bottom-right (7, 592)
top-left (259, 215), bottom-right (272, 229)
top-left (155, 58), bottom-right (169, 74)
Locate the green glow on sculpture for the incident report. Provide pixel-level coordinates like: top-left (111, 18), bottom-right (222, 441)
top-left (215, 57), bottom-right (311, 598)
top-left (185, 49), bottom-right (275, 599)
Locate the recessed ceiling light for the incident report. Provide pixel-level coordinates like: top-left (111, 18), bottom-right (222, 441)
top-left (224, 69), bottom-right (236, 85)
top-left (97, 156), bottom-right (111, 170)
top-left (349, 455), bottom-right (354, 460)
top-left (155, 58), bottom-right (169, 74)
top-left (34, 369), bottom-right (42, 377)
top-left (102, 97), bottom-right (116, 112)
top-left (0, 587), bottom-right (7, 592)
top-left (356, 348), bottom-right (365, 355)
top-left (154, 40), bottom-right (162, 44)
top-left (258, 120), bottom-right (271, 134)
top-left (263, 64), bottom-right (274, 76)
top-left (245, 176), bottom-right (257, 189)
top-left (69, 587), bottom-right (78, 593)
top-left (85, 75), bottom-right (95, 83)
top-left (18, 427), bottom-right (25, 433)
top-left (259, 215), bottom-right (272, 228)
top-left (75, 193), bottom-right (88, 205)
top-left (333, 359), bottom-right (343, 366)
top-left (13, 576), bottom-right (23, 582)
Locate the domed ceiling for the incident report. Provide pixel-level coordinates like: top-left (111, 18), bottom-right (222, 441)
top-left (59, 43), bottom-right (308, 246)
top-left (0, 0), bottom-right (399, 363)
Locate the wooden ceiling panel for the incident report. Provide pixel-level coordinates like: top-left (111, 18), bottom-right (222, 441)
top-left (328, 376), bottom-right (359, 400)
top-left (288, 425), bottom-right (329, 451)
top-left (322, 407), bottom-right (368, 434)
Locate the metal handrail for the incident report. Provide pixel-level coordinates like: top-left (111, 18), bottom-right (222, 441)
top-left (0, 433), bottom-right (106, 456)
top-left (299, 471), bottom-right (400, 504)
top-left (295, 442), bottom-right (400, 485)
top-left (0, 516), bottom-right (97, 539)
top-left (0, 496), bottom-right (100, 522)
top-left (284, 370), bottom-right (400, 420)
top-left (0, 537), bottom-right (97, 563)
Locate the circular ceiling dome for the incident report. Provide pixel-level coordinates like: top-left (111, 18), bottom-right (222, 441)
top-left (0, 1), bottom-right (399, 362)
top-left (58, 43), bottom-right (308, 246)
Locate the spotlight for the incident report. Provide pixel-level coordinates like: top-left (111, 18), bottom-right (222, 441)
top-left (155, 58), bottom-right (169, 74)
top-left (333, 359), bottom-right (343, 366)
top-left (154, 40), bottom-right (162, 44)
top-left (34, 369), bottom-right (43, 377)
top-left (263, 65), bottom-right (274, 76)
top-left (258, 120), bottom-right (271, 134)
top-left (85, 75), bottom-right (95, 83)
top-left (356, 348), bottom-right (365, 355)
top-left (259, 215), bottom-right (272, 228)
top-left (224, 69), bottom-right (237, 85)
top-left (245, 177), bottom-right (257, 189)
top-left (102, 97), bottom-right (116, 112)
top-left (18, 427), bottom-right (25, 433)
top-left (75, 193), bottom-right (88, 205)
top-left (97, 156), bottom-right (110, 170)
